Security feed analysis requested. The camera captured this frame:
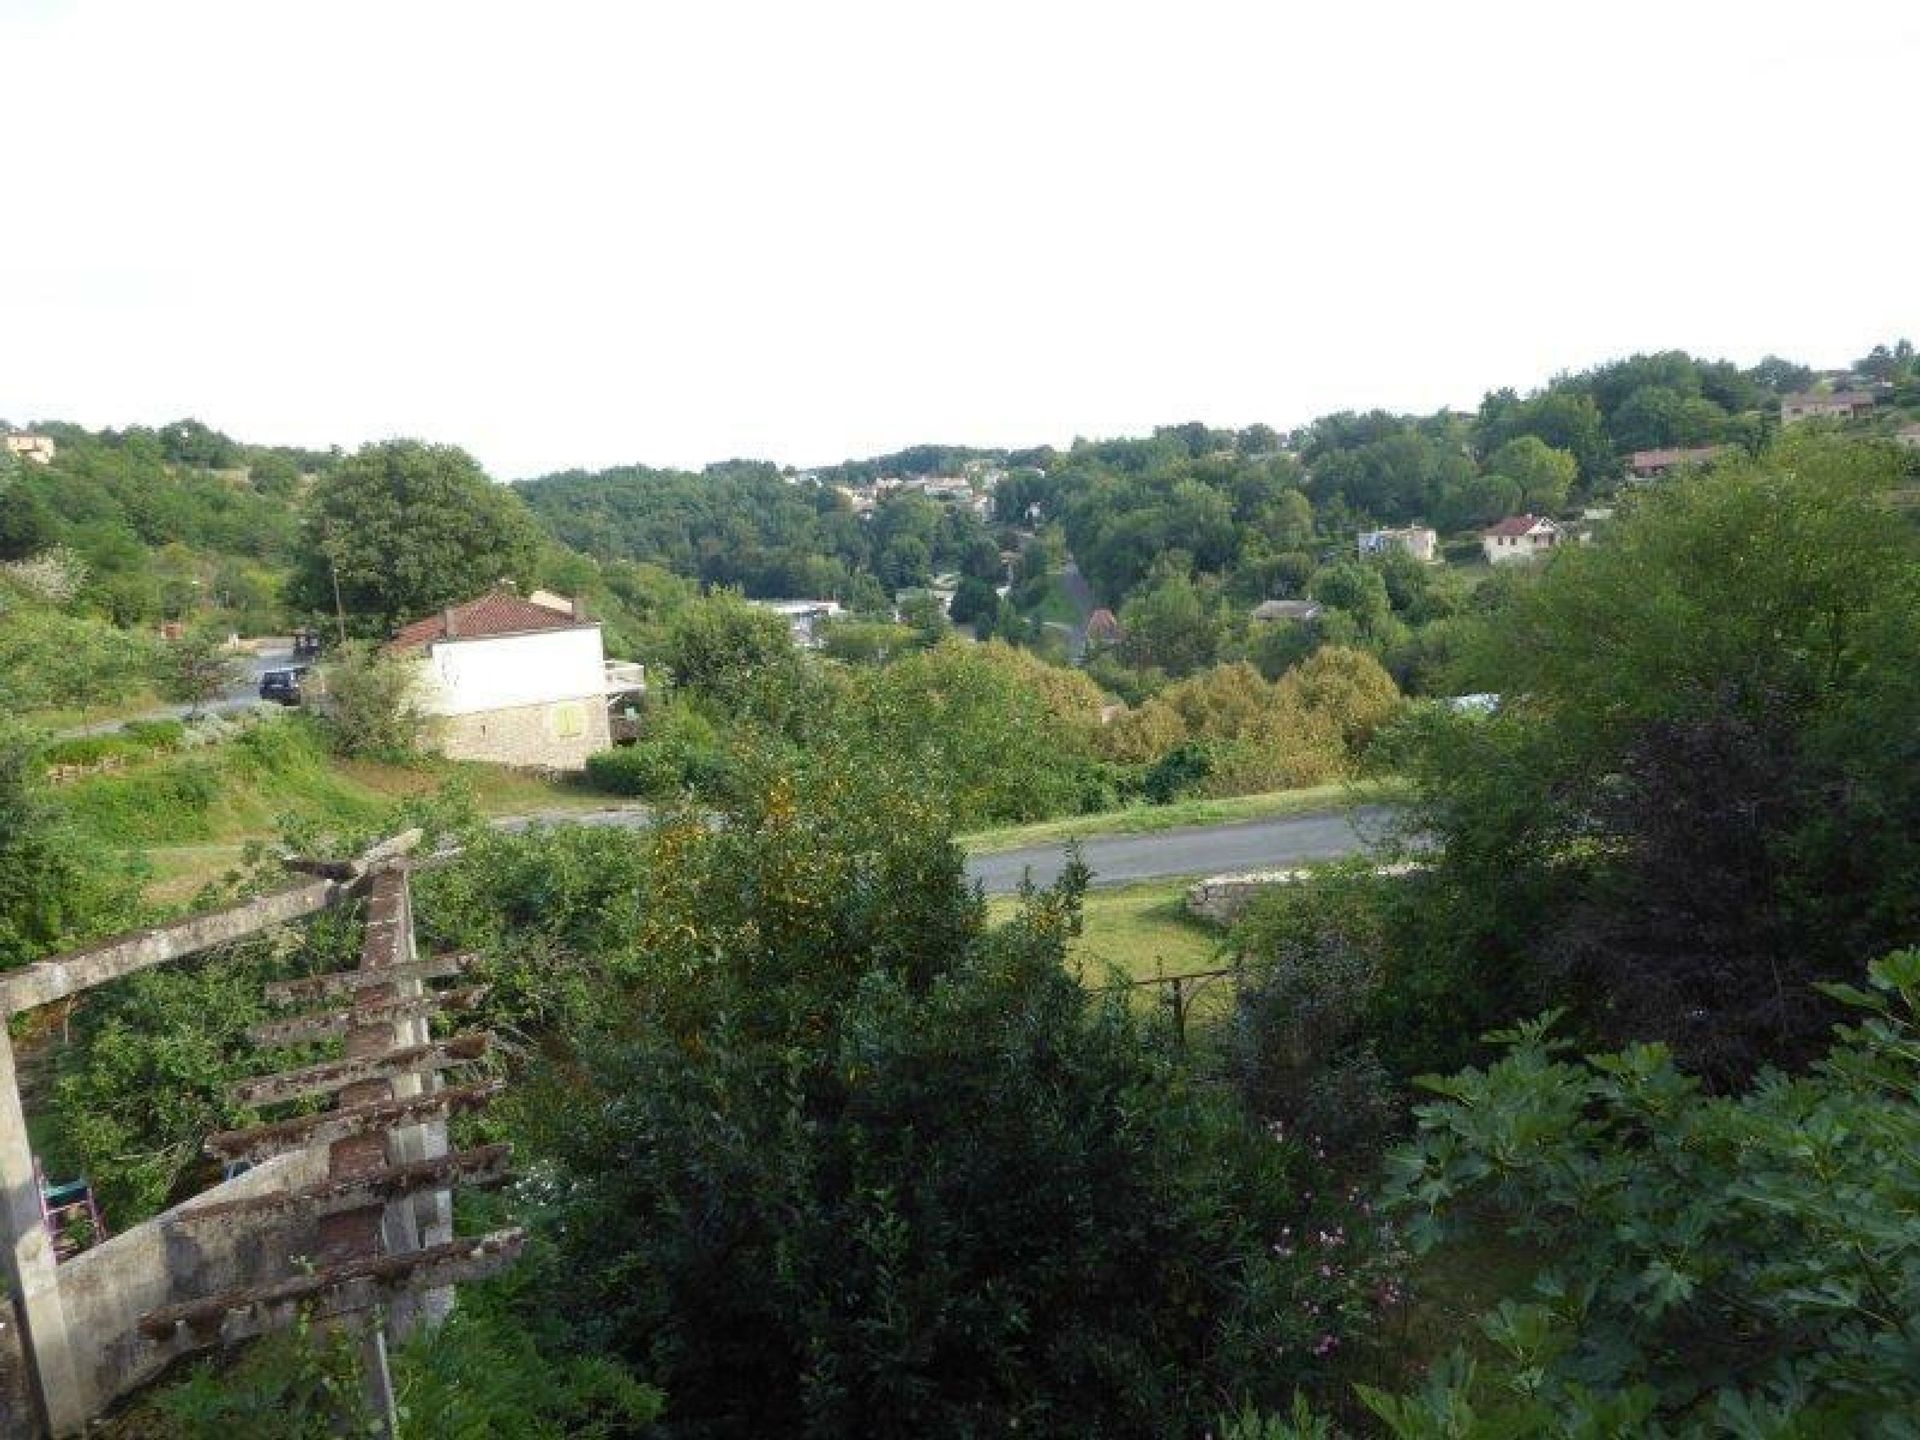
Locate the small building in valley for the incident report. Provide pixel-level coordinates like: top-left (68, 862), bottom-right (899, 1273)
top-left (1481, 515), bottom-right (1564, 565)
top-left (385, 588), bottom-right (644, 770)
top-left (4, 432), bottom-right (56, 464)
top-left (1357, 525), bottom-right (1438, 563)
top-left (1626, 445), bottom-right (1728, 481)
top-left (1781, 390), bottom-right (1875, 423)
top-left (1896, 423), bottom-right (1920, 452)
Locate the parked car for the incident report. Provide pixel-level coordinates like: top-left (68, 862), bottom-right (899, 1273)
top-left (258, 666), bottom-right (310, 706)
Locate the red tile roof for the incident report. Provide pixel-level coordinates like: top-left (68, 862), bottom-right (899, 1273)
top-left (1483, 515), bottom-right (1553, 538)
top-left (1629, 445), bottom-right (1727, 470)
top-left (385, 589), bottom-right (589, 653)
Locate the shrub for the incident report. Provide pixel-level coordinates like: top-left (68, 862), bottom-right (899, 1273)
top-left (320, 641), bottom-right (423, 760)
top-left (1377, 952), bottom-right (1920, 1428)
top-left (583, 703), bottom-right (736, 801)
top-left (1227, 865), bottom-right (1402, 1159)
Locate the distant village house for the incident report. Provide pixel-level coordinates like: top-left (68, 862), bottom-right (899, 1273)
top-left (1356, 525), bottom-right (1438, 563)
top-left (4, 433), bottom-right (56, 464)
top-left (1626, 445), bottom-right (1728, 481)
top-left (1781, 391), bottom-right (1875, 424)
top-left (385, 587), bottom-right (644, 771)
top-left (753, 598), bottom-right (844, 648)
top-left (1896, 423), bottom-right (1920, 452)
top-left (1481, 515), bottom-right (1564, 565)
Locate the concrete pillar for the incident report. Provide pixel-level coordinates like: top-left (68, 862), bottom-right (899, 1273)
top-left (0, 1026), bottom-right (86, 1436)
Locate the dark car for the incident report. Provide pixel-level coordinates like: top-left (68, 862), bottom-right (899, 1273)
top-left (258, 666), bottom-right (310, 706)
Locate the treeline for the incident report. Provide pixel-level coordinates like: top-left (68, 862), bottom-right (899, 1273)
top-left (585, 591), bottom-right (1402, 827)
top-left (516, 460), bottom-right (1004, 602)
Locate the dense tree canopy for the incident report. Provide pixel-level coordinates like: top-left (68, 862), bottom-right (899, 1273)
top-left (292, 440), bottom-right (545, 634)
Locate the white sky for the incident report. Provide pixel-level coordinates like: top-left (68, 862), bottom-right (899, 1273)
top-left (2, 0), bottom-right (1915, 479)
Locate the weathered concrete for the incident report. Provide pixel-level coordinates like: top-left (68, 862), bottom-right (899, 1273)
top-left (0, 880), bottom-right (344, 1016)
top-left (8, 1149), bottom-right (332, 1436)
top-left (1186, 860), bottom-right (1426, 926)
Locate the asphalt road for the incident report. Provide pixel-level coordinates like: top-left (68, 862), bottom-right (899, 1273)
top-left (497, 802), bottom-right (1398, 893)
top-left (965, 805), bottom-right (1398, 894)
top-left (60, 645), bottom-right (294, 738)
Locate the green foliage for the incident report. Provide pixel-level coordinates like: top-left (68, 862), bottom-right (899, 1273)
top-left (583, 703), bottom-right (736, 802)
top-left (1377, 953), bottom-right (1920, 1429)
top-left (660, 590), bottom-right (810, 725)
top-left (44, 922), bottom-right (351, 1219)
top-left (483, 769), bottom-right (1397, 1435)
top-left (154, 628), bottom-right (244, 717)
top-left (0, 590), bottom-right (157, 714)
top-left (1401, 434), bottom-right (1920, 1077)
top-left (1228, 863), bottom-right (1402, 1160)
top-left (146, 1308), bottom-right (376, 1438)
top-left (292, 440), bottom-right (544, 634)
top-left (320, 642), bottom-right (424, 760)
top-left (0, 721), bottom-right (145, 969)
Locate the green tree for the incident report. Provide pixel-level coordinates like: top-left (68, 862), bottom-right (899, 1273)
top-left (1485, 436), bottom-right (1577, 513)
top-left (319, 642), bottom-right (424, 759)
top-left (156, 628), bottom-right (243, 718)
top-left (1404, 434), bottom-right (1920, 1078)
top-left (291, 441), bottom-right (543, 634)
top-left (0, 722), bottom-right (143, 970)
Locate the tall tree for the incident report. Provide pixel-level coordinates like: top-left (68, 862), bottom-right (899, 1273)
top-left (291, 440), bottom-right (543, 634)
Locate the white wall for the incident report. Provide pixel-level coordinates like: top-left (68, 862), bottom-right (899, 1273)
top-left (417, 625), bottom-right (606, 716)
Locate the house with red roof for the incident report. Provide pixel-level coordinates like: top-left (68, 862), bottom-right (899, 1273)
top-left (383, 587), bottom-right (644, 770)
top-left (1625, 445), bottom-right (1728, 482)
top-left (1480, 515), bottom-right (1564, 566)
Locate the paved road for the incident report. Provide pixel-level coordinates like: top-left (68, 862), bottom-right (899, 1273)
top-left (967, 806), bottom-right (1398, 894)
top-left (496, 804), bottom-right (1399, 893)
top-left (60, 646), bottom-right (294, 738)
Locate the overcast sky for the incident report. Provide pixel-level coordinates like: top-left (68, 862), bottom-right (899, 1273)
top-left (3, 0), bottom-right (1914, 479)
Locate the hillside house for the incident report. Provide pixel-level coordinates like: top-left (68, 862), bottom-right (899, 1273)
top-left (1896, 423), bottom-right (1920, 452)
top-left (3, 433), bottom-right (56, 464)
top-left (1481, 515), bottom-right (1564, 565)
top-left (754, 598), bottom-right (844, 647)
top-left (1626, 445), bottom-right (1727, 481)
top-left (1085, 608), bottom-right (1123, 645)
top-left (1357, 525), bottom-right (1438, 563)
top-left (384, 588), bottom-right (644, 770)
top-left (1781, 390), bottom-right (1875, 423)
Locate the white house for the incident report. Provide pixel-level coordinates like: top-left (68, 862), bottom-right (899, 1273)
top-left (1481, 515), bottom-right (1564, 565)
top-left (3, 433), bottom-right (56, 464)
top-left (752, 598), bottom-right (844, 648)
top-left (384, 588), bottom-right (644, 770)
top-left (1358, 525), bottom-right (1438, 563)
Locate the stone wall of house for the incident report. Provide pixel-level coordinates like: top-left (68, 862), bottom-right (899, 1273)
top-left (432, 696), bottom-right (611, 772)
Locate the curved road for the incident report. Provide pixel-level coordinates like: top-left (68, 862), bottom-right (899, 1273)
top-left (499, 803), bottom-right (1401, 894)
top-left (964, 806), bottom-right (1398, 894)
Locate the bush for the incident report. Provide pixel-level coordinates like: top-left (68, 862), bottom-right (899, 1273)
top-left (122, 717), bottom-right (187, 752)
top-left (1142, 740), bottom-right (1215, 803)
top-left (40, 735), bottom-right (144, 771)
top-left (1377, 952), bottom-right (1920, 1429)
top-left (583, 703), bottom-right (737, 801)
top-left (320, 641), bottom-right (423, 760)
top-left (1227, 865), bottom-right (1402, 1160)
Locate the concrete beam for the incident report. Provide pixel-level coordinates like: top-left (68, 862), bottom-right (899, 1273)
top-left (204, 1082), bottom-right (502, 1165)
top-left (173, 1144), bottom-right (512, 1226)
top-left (262, 955), bottom-right (476, 1008)
top-left (0, 879), bottom-right (345, 1016)
top-left (244, 985), bottom-right (489, 1049)
top-left (229, 1033), bottom-right (489, 1108)
top-left (138, 1228), bottom-right (524, 1343)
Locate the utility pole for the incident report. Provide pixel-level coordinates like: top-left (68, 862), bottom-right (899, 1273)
top-left (329, 552), bottom-right (349, 646)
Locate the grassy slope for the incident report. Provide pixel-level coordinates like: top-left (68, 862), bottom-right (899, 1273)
top-left (960, 778), bottom-right (1406, 854)
top-left (50, 717), bottom-right (610, 904)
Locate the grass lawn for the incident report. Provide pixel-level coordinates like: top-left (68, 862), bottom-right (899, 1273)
top-left (21, 689), bottom-right (166, 734)
top-left (989, 877), bottom-right (1222, 984)
top-left (48, 717), bottom-right (627, 905)
top-left (961, 778), bottom-right (1406, 854)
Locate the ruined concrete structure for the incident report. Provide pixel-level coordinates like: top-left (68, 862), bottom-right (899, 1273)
top-left (0, 834), bottom-right (518, 1437)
